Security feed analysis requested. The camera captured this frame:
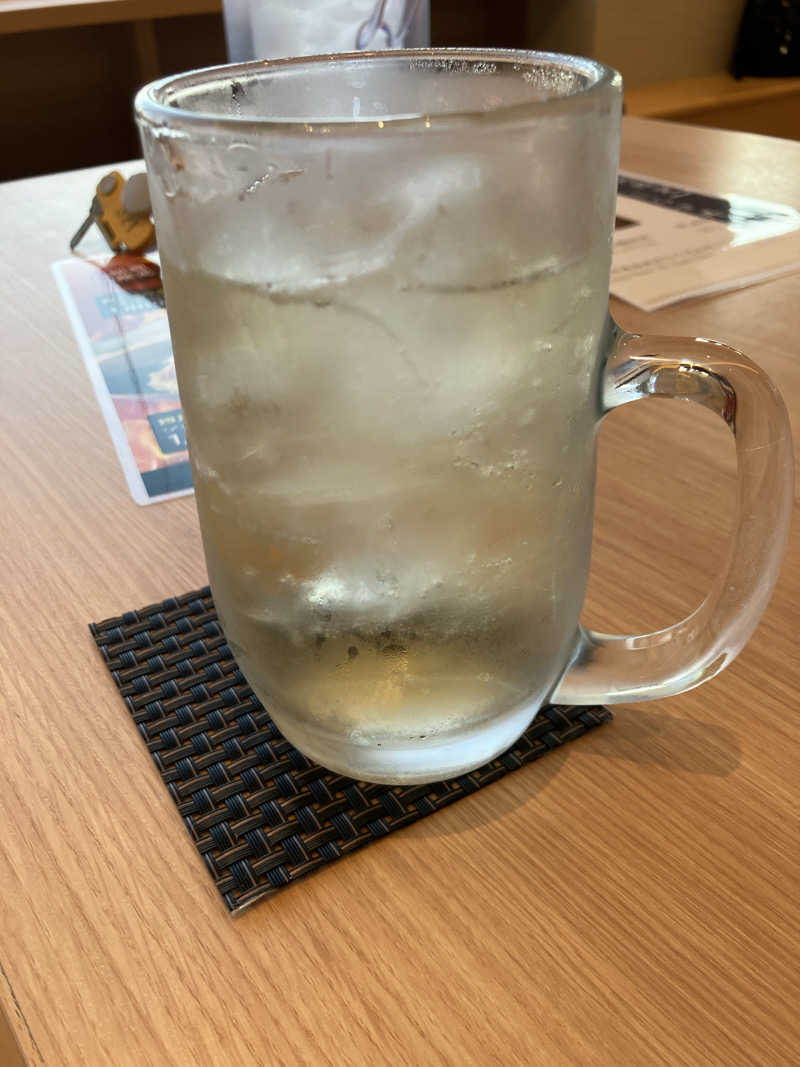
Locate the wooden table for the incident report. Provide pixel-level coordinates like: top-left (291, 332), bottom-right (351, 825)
top-left (0, 118), bottom-right (798, 1066)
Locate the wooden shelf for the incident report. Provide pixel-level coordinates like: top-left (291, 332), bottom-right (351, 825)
top-left (626, 72), bottom-right (800, 117)
top-left (625, 72), bottom-right (800, 139)
top-left (0, 0), bottom-right (221, 35)
top-left (627, 72), bottom-right (800, 140)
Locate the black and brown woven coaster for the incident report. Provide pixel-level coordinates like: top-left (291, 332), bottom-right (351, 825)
top-left (90, 587), bottom-right (611, 912)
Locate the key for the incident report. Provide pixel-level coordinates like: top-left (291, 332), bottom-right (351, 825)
top-left (70, 195), bottom-right (102, 250)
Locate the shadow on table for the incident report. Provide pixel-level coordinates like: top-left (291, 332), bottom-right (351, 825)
top-left (580, 705), bottom-right (742, 777)
top-left (406, 706), bottom-right (741, 838)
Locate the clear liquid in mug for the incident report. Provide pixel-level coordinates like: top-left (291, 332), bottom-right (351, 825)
top-left (163, 247), bottom-right (605, 780)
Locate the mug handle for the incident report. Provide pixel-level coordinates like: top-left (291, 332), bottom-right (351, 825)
top-left (552, 324), bottom-right (794, 706)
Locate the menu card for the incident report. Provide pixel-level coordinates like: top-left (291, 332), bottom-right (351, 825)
top-left (612, 172), bottom-right (800, 311)
top-left (53, 253), bottom-right (192, 505)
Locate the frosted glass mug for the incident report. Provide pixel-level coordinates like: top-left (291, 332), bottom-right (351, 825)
top-left (136, 51), bottom-right (793, 784)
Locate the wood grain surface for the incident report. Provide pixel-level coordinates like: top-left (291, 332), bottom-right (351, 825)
top-left (0, 117), bottom-right (798, 1066)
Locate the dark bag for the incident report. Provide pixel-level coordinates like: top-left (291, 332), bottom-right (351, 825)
top-left (733, 0), bottom-right (800, 77)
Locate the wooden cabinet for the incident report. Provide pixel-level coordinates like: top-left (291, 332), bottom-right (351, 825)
top-left (0, 2), bottom-right (227, 181)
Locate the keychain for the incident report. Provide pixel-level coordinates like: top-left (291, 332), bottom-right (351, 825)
top-left (70, 171), bottom-right (155, 253)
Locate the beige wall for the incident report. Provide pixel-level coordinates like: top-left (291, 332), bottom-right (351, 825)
top-left (593, 0), bottom-right (747, 87)
top-left (525, 0), bottom-right (598, 58)
top-left (523, 0), bottom-right (748, 88)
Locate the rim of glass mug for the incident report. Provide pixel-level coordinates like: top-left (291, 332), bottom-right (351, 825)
top-left (134, 49), bottom-right (622, 138)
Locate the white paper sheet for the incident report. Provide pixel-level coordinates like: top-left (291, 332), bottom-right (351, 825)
top-left (612, 172), bottom-right (800, 311)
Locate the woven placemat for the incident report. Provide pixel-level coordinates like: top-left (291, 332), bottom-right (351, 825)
top-left (90, 587), bottom-right (611, 912)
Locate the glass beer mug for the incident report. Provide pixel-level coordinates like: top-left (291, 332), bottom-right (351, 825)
top-left (136, 51), bottom-right (793, 784)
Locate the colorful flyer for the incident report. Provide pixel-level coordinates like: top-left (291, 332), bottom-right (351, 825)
top-left (53, 253), bottom-right (193, 505)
